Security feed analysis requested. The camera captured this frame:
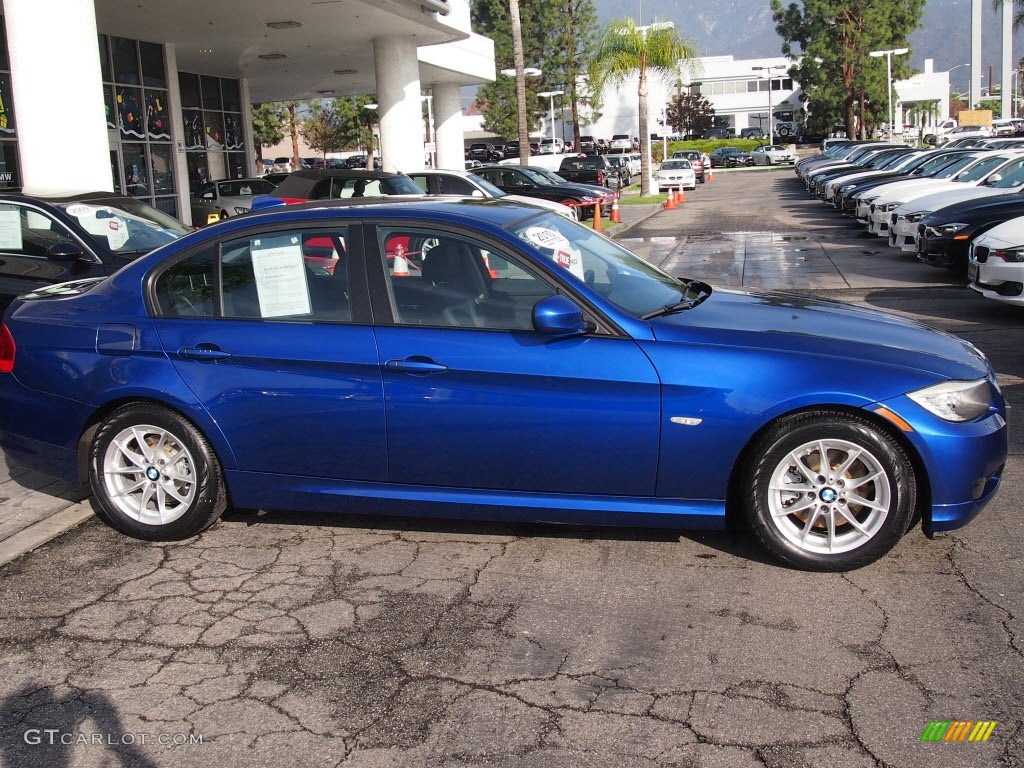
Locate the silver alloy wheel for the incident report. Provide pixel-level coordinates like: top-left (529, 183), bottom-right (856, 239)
top-left (766, 438), bottom-right (891, 555)
top-left (102, 424), bottom-right (198, 525)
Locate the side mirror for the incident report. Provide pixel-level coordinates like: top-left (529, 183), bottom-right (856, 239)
top-left (986, 174), bottom-right (1003, 185)
top-left (532, 295), bottom-right (591, 338)
top-left (471, 189), bottom-right (485, 198)
top-left (202, 191), bottom-right (215, 200)
top-left (46, 242), bottom-right (84, 261)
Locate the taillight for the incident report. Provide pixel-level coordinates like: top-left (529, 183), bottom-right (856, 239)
top-left (0, 322), bottom-right (15, 373)
top-left (596, 171), bottom-right (604, 185)
top-left (278, 197), bottom-right (307, 205)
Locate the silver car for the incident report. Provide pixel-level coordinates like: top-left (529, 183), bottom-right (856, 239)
top-left (190, 178), bottom-right (278, 225)
top-left (750, 145), bottom-right (797, 166)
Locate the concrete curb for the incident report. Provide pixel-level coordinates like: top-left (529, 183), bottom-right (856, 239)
top-left (0, 503), bottom-right (94, 567)
top-left (609, 204), bottom-right (664, 239)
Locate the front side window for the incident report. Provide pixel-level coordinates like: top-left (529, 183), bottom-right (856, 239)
top-left (0, 203), bottom-right (79, 257)
top-left (377, 227), bottom-right (555, 331)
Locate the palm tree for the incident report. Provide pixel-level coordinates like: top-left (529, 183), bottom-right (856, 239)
top-left (590, 18), bottom-right (698, 196)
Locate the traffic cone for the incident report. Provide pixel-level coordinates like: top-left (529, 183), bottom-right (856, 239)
top-left (707, 168), bottom-right (714, 182)
top-left (393, 243), bottom-right (410, 277)
top-left (592, 202), bottom-right (602, 232)
top-left (482, 252), bottom-right (498, 279)
top-left (610, 198), bottom-right (621, 223)
top-left (665, 189), bottom-right (675, 209)
top-left (677, 188), bottom-right (686, 204)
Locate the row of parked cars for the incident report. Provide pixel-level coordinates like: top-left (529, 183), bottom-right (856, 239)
top-left (796, 136), bottom-right (1024, 306)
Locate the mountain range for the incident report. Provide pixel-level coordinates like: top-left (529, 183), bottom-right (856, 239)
top-left (594, 0), bottom-right (1024, 94)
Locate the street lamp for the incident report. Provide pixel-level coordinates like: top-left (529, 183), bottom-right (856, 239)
top-left (751, 64), bottom-right (787, 141)
top-left (537, 90), bottom-right (564, 152)
top-left (869, 47), bottom-right (909, 137)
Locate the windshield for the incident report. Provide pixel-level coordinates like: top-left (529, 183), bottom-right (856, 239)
top-left (661, 161), bottom-right (691, 170)
top-left (467, 173), bottom-right (506, 197)
top-left (934, 155), bottom-right (985, 179)
top-left (385, 176), bottom-right (428, 195)
top-left (954, 156), bottom-right (1010, 182)
top-left (217, 179), bottom-right (275, 197)
top-left (519, 167), bottom-right (559, 184)
top-left (984, 158), bottom-right (1024, 188)
top-left (58, 198), bottom-right (190, 254)
top-left (507, 212), bottom-right (696, 317)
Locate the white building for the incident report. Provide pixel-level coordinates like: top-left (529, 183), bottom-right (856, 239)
top-left (0, 0), bottom-right (494, 224)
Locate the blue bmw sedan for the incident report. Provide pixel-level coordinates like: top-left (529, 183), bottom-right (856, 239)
top-left (0, 199), bottom-right (1007, 570)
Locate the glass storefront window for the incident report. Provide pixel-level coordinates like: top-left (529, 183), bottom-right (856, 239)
top-left (179, 73), bottom-right (200, 109)
top-left (111, 37), bottom-right (140, 85)
top-left (150, 144), bottom-right (174, 195)
top-left (222, 80), bottom-right (241, 112)
top-left (139, 41), bottom-right (165, 88)
top-left (182, 72), bottom-right (245, 193)
top-left (117, 86), bottom-right (145, 139)
top-left (204, 112), bottom-right (224, 151)
top-left (146, 90), bottom-right (169, 140)
top-left (201, 75), bottom-right (222, 111)
top-left (122, 142), bottom-right (149, 198)
top-left (0, 143), bottom-right (19, 190)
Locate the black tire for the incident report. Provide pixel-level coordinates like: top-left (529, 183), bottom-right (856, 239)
top-left (742, 411), bottom-right (916, 571)
top-left (88, 403), bottom-right (228, 541)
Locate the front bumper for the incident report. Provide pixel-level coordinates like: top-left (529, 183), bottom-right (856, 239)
top-left (916, 225), bottom-right (971, 269)
top-left (968, 250), bottom-right (1024, 304)
top-left (889, 215), bottom-right (921, 251)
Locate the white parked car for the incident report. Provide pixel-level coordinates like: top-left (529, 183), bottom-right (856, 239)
top-left (626, 152), bottom-right (642, 176)
top-left (936, 125), bottom-right (993, 145)
top-left (750, 145), bottom-right (797, 165)
top-left (655, 159), bottom-right (696, 192)
top-left (888, 154), bottom-right (1024, 251)
top-left (968, 215), bottom-right (1024, 305)
top-left (539, 138), bottom-right (564, 155)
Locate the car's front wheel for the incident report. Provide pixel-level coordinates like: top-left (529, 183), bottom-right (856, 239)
top-left (89, 403), bottom-right (228, 540)
top-left (742, 411), bottom-right (916, 571)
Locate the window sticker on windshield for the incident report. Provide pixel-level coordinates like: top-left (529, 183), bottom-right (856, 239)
top-left (251, 235), bottom-right (311, 317)
top-left (0, 209), bottom-right (22, 250)
top-left (65, 204), bottom-right (96, 218)
top-left (521, 226), bottom-right (585, 280)
top-left (239, 186), bottom-right (252, 195)
top-left (106, 218), bottom-right (129, 250)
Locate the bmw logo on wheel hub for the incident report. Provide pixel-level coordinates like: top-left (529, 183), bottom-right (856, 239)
top-left (819, 488), bottom-right (838, 503)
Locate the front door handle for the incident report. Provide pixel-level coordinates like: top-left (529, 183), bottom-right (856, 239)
top-left (178, 345), bottom-right (231, 361)
top-left (385, 357), bottom-right (448, 375)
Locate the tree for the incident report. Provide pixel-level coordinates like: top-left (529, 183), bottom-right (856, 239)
top-left (251, 103), bottom-right (287, 164)
top-left (299, 100), bottom-right (345, 157)
top-left (285, 101), bottom-right (301, 169)
top-left (665, 93), bottom-right (715, 137)
top-left (771, 0), bottom-right (924, 139)
top-left (556, 1), bottom-right (600, 152)
top-left (590, 18), bottom-right (698, 196)
top-left (977, 97), bottom-right (1003, 118)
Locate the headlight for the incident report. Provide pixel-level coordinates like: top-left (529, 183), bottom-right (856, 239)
top-left (991, 246), bottom-right (1024, 263)
top-left (905, 212), bottom-right (928, 223)
top-left (882, 202), bottom-right (902, 212)
top-left (933, 221), bottom-right (968, 235)
top-left (234, 207), bottom-right (249, 215)
top-left (840, 184), bottom-right (855, 193)
top-left (907, 379), bottom-right (992, 422)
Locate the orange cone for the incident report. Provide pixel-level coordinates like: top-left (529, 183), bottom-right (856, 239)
top-left (677, 188), bottom-right (686, 204)
top-left (392, 243), bottom-right (410, 277)
top-left (665, 189), bottom-right (675, 209)
top-left (482, 252), bottom-right (498, 279)
top-left (592, 201), bottom-right (602, 232)
top-left (707, 168), bottom-right (714, 182)
top-left (610, 198), bottom-right (621, 223)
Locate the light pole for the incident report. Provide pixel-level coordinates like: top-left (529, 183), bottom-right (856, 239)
top-left (869, 47), bottom-right (909, 137)
top-left (751, 64), bottom-right (786, 141)
top-left (537, 90), bottom-right (564, 152)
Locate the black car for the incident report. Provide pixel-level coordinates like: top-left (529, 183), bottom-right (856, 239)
top-left (0, 191), bottom-right (191, 314)
top-left (917, 194), bottom-right (1024, 272)
top-left (578, 135), bottom-right (598, 154)
top-left (474, 165), bottom-right (614, 220)
top-left (709, 147), bottom-right (753, 168)
top-left (267, 169), bottom-right (425, 202)
top-left (467, 143), bottom-right (502, 163)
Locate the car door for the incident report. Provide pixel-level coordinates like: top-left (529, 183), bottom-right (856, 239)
top-left (366, 221), bottom-right (661, 496)
top-left (150, 222), bottom-right (389, 482)
top-left (0, 201), bottom-right (109, 313)
top-left (190, 183), bottom-right (218, 224)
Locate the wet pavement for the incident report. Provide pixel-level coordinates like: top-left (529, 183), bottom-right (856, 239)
top-left (0, 169), bottom-right (1022, 768)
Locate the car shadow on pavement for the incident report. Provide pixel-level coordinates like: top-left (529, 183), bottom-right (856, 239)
top-left (0, 685), bottom-right (162, 768)
top-left (221, 506), bottom-right (778, 567)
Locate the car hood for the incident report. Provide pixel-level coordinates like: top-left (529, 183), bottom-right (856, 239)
top-left (648, 287), bottom-right (987, 382)
top-left (896, 187), bottom-right (1005, 215)
top-left (543, 181), bottom-right (611, 197)
top-left (922, 195), bottom-right (1024, 226)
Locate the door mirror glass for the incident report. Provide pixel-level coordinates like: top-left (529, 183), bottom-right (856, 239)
top-left (532, 295), bottom-right (590, 337)
top-left (202, 191), bottom-right (215, 200)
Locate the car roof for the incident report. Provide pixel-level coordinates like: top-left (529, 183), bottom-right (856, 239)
top-left (0, 190), bottom-right (140, 204)
top-left (284, 168), bottom-right (409, 180)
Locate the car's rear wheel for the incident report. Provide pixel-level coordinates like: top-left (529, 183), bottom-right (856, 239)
top-left (89, 403), bottom-right (227, 540)
top-left (743, 411), bottom-right (915, 571)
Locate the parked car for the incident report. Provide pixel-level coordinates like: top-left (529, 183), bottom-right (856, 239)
top-left (604, 155), bottom-right (632, 187)
top-left (671, 150), bottom-right (706, 183)
top-left (407, 169), bottom-right (577, 219)
top-left (968, 215), bottom-right (1024, 305)
top-left (935, 126), bottom-right (993, 145)
top-left (261, 169), bottom-right (424, 204)
top-left (596, 139), bottom-right (609, 154)
top-left (578, 136), bottom-right (598, 154)
top-left (467, 143), bottom-right (502, 163)
top-left (740, 127), bottom-right (766, 139)
top-left (539, 138), bottom-right (564, 155)
top-left (0, 198), bottom-right (1006, 571)
top-left (0, 191), bottom-right (191, 314)
top-left (702, 127), bottom-right (735, 139)
top-left (750, 145), bottom-right (798, 166)
top-left (503, 142), bottom-right (522, 159)
top-left (475, 164), bottom-right (614, 219)
top-left (272, 156), bottom-right (294, 172)
top-left (655, 159), bottom-right (696, 192)
top-left (917, 194), bottom-right (1024, 273)
top-left (259, 158), bottom-right (274, 175)
top-left (190, 178), bottom-right (278, 224)
top-left (709, 147), bottom-right (754, 168)
top-left (556, 155), bottom-right (622, 191)
top-left (609, 134), bottom-right (633, 153)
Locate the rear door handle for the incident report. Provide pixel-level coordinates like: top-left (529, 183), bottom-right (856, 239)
top-left (385, 357), bottom-right (448, 375)
top-left (178, 345), bottom-right (231, 361)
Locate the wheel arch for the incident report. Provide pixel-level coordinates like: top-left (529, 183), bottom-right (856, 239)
top-left (76, 396), bottom-right (236, 487)
top-left (724, 404), bottom-right (931, 534)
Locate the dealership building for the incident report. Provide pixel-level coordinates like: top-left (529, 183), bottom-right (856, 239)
top-left (0, 0), bottom-right (494, 224)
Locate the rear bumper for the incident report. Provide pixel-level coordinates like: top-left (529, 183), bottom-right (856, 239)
top-left (0, 375), bottom-right (88, 483)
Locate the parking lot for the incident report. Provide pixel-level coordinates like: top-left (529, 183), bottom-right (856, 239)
top-left (0, 168), bottom-right (1022, 768)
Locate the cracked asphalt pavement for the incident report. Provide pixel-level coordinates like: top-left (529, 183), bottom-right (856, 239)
top-left (1, 169), bottom-right (1022, 767)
